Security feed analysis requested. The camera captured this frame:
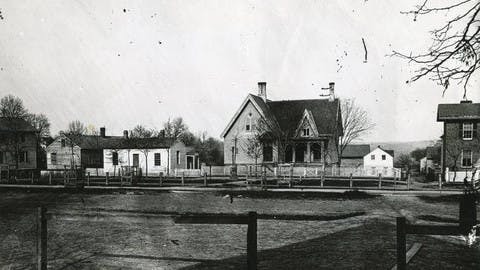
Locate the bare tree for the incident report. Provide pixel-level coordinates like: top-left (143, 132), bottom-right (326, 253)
top-left (241, 130), bottom-right (263, 177)
top-left (337, 99), bottom-right (375, 166)
top-left (130, 125), bottom-right (155, 139)
top-left (67, 120), bottom-right (86, 136)
top-left (393, 0), bottom-right (480, 97)
top-left (0, 95), bottom-right (28, 119)
top-left (129, 125), bottom-right (157, 177)
top-left (445, 140), bottom-right (464, 182)
top-left (163, 117), bottom-right (188, 141)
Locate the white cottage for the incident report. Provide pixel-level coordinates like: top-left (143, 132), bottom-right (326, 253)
top-left (363, 146), bottom-right (394, 176)
top-left (103, 137), bottom-right (200, 177)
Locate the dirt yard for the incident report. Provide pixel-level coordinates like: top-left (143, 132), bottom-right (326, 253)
top-left (0, 189), bottom-right (479, 269)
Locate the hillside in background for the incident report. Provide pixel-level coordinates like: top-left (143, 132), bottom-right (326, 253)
top-left (368, 140), bottom-right (438, 161)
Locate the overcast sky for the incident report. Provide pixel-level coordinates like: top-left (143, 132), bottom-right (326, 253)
top-left (0, 0), bottom-right (478, 142)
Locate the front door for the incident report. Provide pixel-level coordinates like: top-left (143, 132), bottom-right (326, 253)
top-left (133, 154), bottom-right (139, 167)
top-left (186, 156), bottom-right (194, 169)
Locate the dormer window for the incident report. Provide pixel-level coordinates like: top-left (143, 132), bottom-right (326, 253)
top-left (463, 123), bottom-right (473, 140)
top-left (302, 128), bottom-right (310, 137)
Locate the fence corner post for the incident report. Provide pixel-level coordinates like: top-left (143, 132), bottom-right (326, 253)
top-left (396, 216), bottom-right (406, 270)
top-left (48, 172), bottom-right (52, 185)
top-left (87, 172), bottom-right (90, 186)
top-left (159, 172), bottom-right (163, 186)
top-left (181, 172), bottom-right (185, 186)
top-left (349, 173), bottom-right (353, 188)
top-left (247, 211), bottom-right (257, 270)
top-left (37, 207), bottom-right (47, 270)
top-left (204, 173), bottom-right (207, 187)
top-left (378, 174), bottom-right (382, 189)
top-left (106, 172), bottom-right (109, 186)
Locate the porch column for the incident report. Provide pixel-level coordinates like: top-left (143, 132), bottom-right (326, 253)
top-left (292, 143), bottom-right (296, 163)
top-left (321, 141), bottom-right (325, 164)
top-left (306, 142), bottom-right (311, 163)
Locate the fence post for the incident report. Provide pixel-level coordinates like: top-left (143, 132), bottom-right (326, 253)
top-left (181, 172), bottom-right (185, 186)
top-left (31, 171), bottom-right (34, 184)
top-left (106, 172), bottom-right (109, 186)
top-left (48, 172), bottom-right (52, 185)
top-left (87, 172), bottom-right (90, 186)
top-left (407, 173), bottom-right (411, 190)
top-left (204, 173), bottom-right (207, 187)
top-left (378, 174), bottom-right (382, 189)
top-left (396, 217), bottom-right (407, 270)
top-left (349, 173), bottom-right (353, 188)
top-left (159, 172), bottom-right (163, 186)
top-left (438, 174), bottom-right (442, 190)
top-left (37, 207), bottom-right (47, 270)
top-left (247, 211), bottom-right (257, 270)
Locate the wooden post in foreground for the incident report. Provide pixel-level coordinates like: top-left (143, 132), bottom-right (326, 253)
top-left (37, 207), bottom-right (47, 270)
top-left (407, 174), bottom-right (411, 190)
top-left (204, 173), bottom-right (207, 187)
top-left (378, 174), bottom-right (382, 189)
top-left (87, 172), bottom-right (90, 186)
top-left (48, 172), bottom-right (52, 185)
top-left (247, 211), bottom-right (257, 270)
top-left (349, 173), bottom-right (353, 188)
top-left (106, 172), bottom-right (109, 186)
top-left (438, 174), bottom-right (442, 190)
top-left (181, 172), bottom-right (185, 186)
top-left (396, 217), bottom-right (406, 270)
top-left (159, 172), bottom-right (163, 186)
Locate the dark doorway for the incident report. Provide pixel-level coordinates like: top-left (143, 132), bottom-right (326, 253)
top-left (295, 143), bottom-right (306, 163)
top-left (132, 154), bottom-right (139, 167)
top-left (285, 145), bottom-right (293, 163)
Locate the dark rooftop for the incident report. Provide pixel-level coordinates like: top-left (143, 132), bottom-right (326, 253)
top-left (342, 144), bottom-right (371, 159)
top-left (437, 102), bottom-right (480, 121)
top-left (0, 117), bottom-right (36, 132)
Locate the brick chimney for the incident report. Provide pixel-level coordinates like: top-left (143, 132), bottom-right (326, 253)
top-left (329, 82), bottom-right (335, 102)
top-left (123, 130), bottom-right (129, 139)
top-left (258, 82), bottom-right (267, 102)
top-left (100, 127), bottom-right (106, 138)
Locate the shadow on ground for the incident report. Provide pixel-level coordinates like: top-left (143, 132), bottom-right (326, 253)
top-left (179, 220), bottom-right (480, 270)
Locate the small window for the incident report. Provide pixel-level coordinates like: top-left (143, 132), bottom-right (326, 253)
top-left (112, 152), bottom-right (118, 166)
top-left (462, 150), bottom-right (472, 167)
top-left (61, 139), bottom-right (66, 147)
top-left (20, 151), bottom-right (28, 163)
top-left (176, 151), bottom-right (180, 165)
top-left (51, 153), bottom-right (57, 165)
top-left (246, 113), bottom-right (252, 131)
top-left (371, 155), bottom-right (375, 160)
top-left (382, 155), bottom-right (386, 160)
top-left (154, 153), bottom-right (161, 166)
top-left (302, 128), bottom-right (310, 137)
top-left (463, 123), bottom-right (473, 140)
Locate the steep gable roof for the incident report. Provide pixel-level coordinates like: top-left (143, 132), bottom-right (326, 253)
top-left (0, 117), bottom-right (36, 132)
top-left (342, 144), bottom-right (370, 158)
top-left (437, 102), bottom-right (480, 121)
top-left (221, 93), bottom-right (342, 138)
top-left (267, 98), bottom-right (341, 136)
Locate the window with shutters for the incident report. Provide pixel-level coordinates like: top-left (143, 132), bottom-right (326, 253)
top-left (382, 155), bottom-right (386, 160)
top-left (154, 153), bottom-right (161, 166)
top-left (371, 155), bottom-right (375, 160)
top-left (245, 113), bottom-right (252, 132)
top-left (463, 123), bottom-right (473, 140)
top-left (462, 149), bottom-right (472, 167)
top-left (112, 152), bottom-right (118, 165)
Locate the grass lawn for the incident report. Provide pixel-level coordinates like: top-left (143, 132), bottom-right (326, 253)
top-left (0, 189), bottom-right (479, 269)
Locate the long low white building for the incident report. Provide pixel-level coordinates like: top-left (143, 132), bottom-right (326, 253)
top-left (103, 137), bottom-right (200, 176)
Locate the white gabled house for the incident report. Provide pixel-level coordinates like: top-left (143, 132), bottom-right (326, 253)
top-left (363, 146), bottom-right (395, 177)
